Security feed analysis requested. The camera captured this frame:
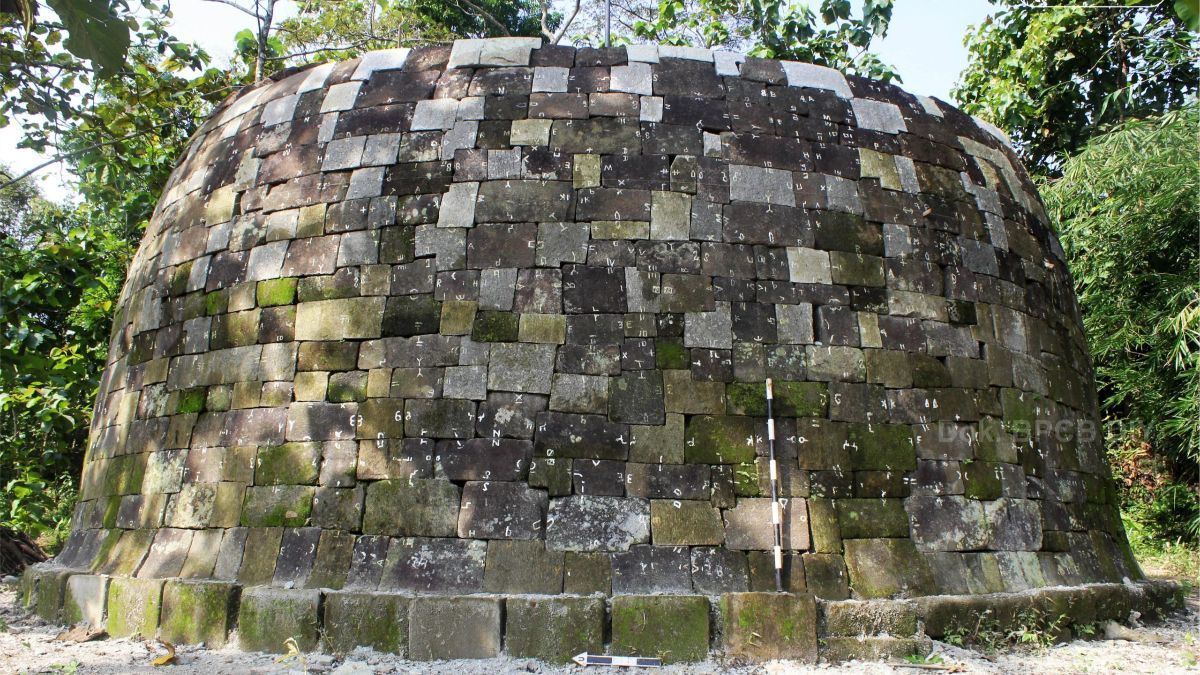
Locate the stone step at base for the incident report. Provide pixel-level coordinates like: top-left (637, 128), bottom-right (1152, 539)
top-left (18, 565), bottom-right (1183, 665)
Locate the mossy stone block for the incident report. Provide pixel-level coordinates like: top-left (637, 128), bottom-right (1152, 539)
top-left (721, 592), bottom-right (817, 662)
top-left (256, 278), bottom-right (297, 307)
top-left (529, 457), bottom-right (573, 496)
top-left (505, 596), bottom-right (605, 663)
top-left (106, 577), bottom-right (164, 638)
top-left (821, 636), bottom-right (931, 663)
top-left (64, 574), bottom-right (108, 626)
top-left (963, 461), bottom-right (1004, 500)
top-left (655, 338), bottom-right (688, 369)
top-left (327, 370), bottom-right (368, 402)
top-left (31, 568), bottom-right (72, 622)
top-left (409, 596), bottom-right (502, 660)
top-left (807, 498), bottom-right (842, 553)
top-left (727, 381), bottom-right (828, 417)
top-left (650, 499), bottom-right (724, 545)
top-left (472, 310), bottom-right (519, 342)
top-left (518, 313), bottom-right (567, 343)
top-left (159, 580), bottom-right (238, 647)
top-left (684, 415), bottom-right (758, 464)
top-left (323, 591), bottom-right (409, 655)
top-left (802, 553), bottom-right (850, 600)
top-left (177, 387), bottom-right (207, 413)
top-left (835, 498), bottom-right (910, 538)
top-left (255, 443), bottom-right (320, 486)
top-left (1000, 388), bottom-right (1042, 433)
top-left (18, 566), bottom-right (38, 609)
top-left (240, 485), bottom-right (314, 527)
top-left (237, 527), bottom-right (284, 585)
top-left (564, 551), bottom-right (611, 595)
top-left (732, 461), bottom-right (761, 496)
top-left (483, 540), bottom-right (564, 594)
top-left (238, 588), bottom-right (321, 653)
top-left (843, 539), bottom-right (936, 599)
top-left (847, 424), bottom-right (915, 471)
top-left (440, 300), bottom-right (478, 335)
top-left (822, 599), bottom-right (918, 637)
top-left (362, 478), bottom-right (460, 536)
top-left (205, 289), bottom-right (228, 316)
top-left (913, 594), bottom-right (989, 637)
top-left (611, 595), bottom-right (710, 663)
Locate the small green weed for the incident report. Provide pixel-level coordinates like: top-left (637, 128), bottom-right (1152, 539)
top-left (941, 609), bottom-right (1069, 654)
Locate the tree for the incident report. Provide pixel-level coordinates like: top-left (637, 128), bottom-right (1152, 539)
top-left (273, 0), bottom-right (565, 68)
top-left (1042, 105), bottom-right (1199, 541)
top-left (273, 0), bottom-right (454, 63)
top-left (61, 48), bottom-right (238, 238)
top-left (631, 0), bottom-right (898, 81)
top-left (955, 1), bottom-right (1198, 175)
top-left (0, 0), bottom-right (208, 153)
top-left (0, 169), bottom-right (128, 546)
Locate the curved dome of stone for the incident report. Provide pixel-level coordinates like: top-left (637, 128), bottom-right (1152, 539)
top-left (58, 38), bottom-right (1139, 611)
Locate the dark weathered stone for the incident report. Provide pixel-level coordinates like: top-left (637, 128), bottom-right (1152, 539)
top-left (380, 537), bottom-right (487, 593)
top-left (612, 545), bottom-right (693, 593)
top-left (457, 481), bottom-right (547, 539)
top-left (545, 495), bottom-right (650, 551)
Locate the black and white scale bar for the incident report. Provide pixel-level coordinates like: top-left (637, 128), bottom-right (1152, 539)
top-left (573, 652), bottom-right (662, 668)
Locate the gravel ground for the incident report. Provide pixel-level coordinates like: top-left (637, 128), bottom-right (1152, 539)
top-left (1, 582), bottom-right (1195, 675)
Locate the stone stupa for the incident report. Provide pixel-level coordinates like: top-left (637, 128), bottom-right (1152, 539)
top-left (21, 37), bottom-right (1178, 664)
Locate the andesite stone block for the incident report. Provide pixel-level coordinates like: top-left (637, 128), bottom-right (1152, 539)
top-left (106, 577), bottom-right (164, 639)
top-left (611, 595), bottom-right (710, 663)
top-left (158, 580), bottom-right (238, 647)
top-left (721, 592), bottom-right (818, 662)
top-left (409, 596), bottom-right (503, 660)
top-left (238, 587), bottom-right (322, 653)
top-left (63, 574), bottom-right (108, 627)
top-left (505, 596), bottom-right (605, 663)
top-left (323, 591), bottom-right (410, 655)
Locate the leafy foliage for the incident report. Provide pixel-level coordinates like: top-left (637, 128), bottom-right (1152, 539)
top-left (0, 3), bottom-right (233, 544)
top-left (61, 48), bottom-right (239, 238)
top-left (1043, 104), bottom-right (1200, 541)
top-left (0, 1), bottom-right (208, 154)
top-left (0, 173), bottom-right (128, 547)
top-left (631, 0), bottom-right (898, 81)
top-left (275, 0), bottom-right (552, 65)
top-left (275, 0), bottom-right (456, 63)
top-left (409, 0), bottom-right (550, 39)
top-left (44, 0), bottom-right (132, 76)
top-left (955, 1), bottom-right (1198, 175)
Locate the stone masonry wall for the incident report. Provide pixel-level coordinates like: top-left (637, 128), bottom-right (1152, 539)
top-left (55, 38), bottom-right (1140, 603)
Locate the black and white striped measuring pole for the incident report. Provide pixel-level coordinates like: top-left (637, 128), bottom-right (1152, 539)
top-left (765, 378), bottom-right (783, 592)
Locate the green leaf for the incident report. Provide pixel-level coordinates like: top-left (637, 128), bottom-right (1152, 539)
top-left (1175, 0), bottom-right (1200, 30)
top-left (45, 0), bottom-right (132, 77)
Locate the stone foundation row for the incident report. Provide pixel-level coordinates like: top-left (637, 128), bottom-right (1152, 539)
top-left (19, 565), bottom-right (1182, 664)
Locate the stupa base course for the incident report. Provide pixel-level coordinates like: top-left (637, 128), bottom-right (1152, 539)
top-left (17, 567), bottom-right (1185, 663)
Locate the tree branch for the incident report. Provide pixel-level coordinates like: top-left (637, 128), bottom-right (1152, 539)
top-left (542, 0), bottom-right (582, 44)
top-left (0, 117), bottom-right (189, 194)
top-left (202, 0), bottom-right (261, 19)
top-left (450, 0), bottom-right (511, 36)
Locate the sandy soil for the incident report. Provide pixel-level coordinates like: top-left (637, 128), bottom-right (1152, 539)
top-left (1, 581), bottom-right (1196, 675)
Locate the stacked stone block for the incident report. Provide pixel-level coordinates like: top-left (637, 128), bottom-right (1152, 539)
top-left (33, 36), bottom-right (1152, 659)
